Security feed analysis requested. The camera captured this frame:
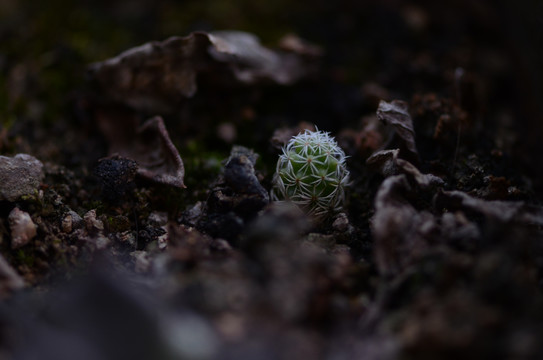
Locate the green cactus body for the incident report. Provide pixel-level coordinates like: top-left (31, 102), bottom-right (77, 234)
top-left (272, 129), bottom-right (349, 219)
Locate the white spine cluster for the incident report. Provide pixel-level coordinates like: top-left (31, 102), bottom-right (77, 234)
top-left (272, 129), bottom-right (349, 219)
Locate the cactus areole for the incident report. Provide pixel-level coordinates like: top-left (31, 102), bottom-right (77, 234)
top-left (272, 129), bottom-right (349, 219)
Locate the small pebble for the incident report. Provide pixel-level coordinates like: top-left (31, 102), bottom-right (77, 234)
top-left (332, 213), bottom-right (350, 232)
top-left (0, 154), bottom-right (44, 202)
top-left (8, 208), bottom-right (37, 249)
top-left (84, 210), bottom-right (104, 232)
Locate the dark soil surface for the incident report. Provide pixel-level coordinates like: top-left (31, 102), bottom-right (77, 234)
top-left (1, 1), bottom-right (543, 359)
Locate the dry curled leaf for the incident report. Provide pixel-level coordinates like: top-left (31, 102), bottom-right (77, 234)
top-left (376, 100), bottom-right (420, 164)
top-left (367, 149), bottom-right (443, 187)
top-left (208, 31), bottom-right (315, 84)
top-left (366, 149), bottom-right (401, 177)
top-left (89, 33), bottom-right (209, 112)
top-left (435, 190), bottom-right (543, 227)
top-left (370, 154), bottom-right (445, 275)
top-left (370, 153), bottom-right (438, 274)
top-left (371, 152), bottom-right (543, 276)
top-left (372, 171), bottom-right (441, 275)
top-left (89, 31), bottom-right (319, 112)
top-left (98, 113), bottom-right (185, 188)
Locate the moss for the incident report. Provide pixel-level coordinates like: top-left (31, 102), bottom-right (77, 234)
top-left (15, 248), bottom-right (36, 267)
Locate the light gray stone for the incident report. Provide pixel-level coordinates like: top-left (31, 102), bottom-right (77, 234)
top-left (8, 207), bottom-right (37, 249)
top-left (0, 154), bottom-right (44, 202)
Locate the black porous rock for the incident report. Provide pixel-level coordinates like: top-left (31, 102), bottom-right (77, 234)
top-left (94, 156), bottom-right (138, 204)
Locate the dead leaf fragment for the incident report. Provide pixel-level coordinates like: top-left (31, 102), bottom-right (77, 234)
top-left (372, 173), bottom-right (438, 275)
top-left (100, 115), bottom-right (185, 188)
top-left (208, 31), bottom-right (313, 85)
top-left (370, 153), bottom-right (543, 276)
top-left (366, 149), bottom-right (401, 177)
top-left (131, 117), bottom-right (185, 188)
top-left (89, 31), bottom-right (319, 112)
top-left (370, 155), bottom-right (444, 275)
top-left (89, 33), bottom-right (210, 112)
top-left (376, 100), bottom-right (420, 163)
top-left (435, 190), bottom-right (543, 227)
top-left (367, 149), bottom-right (443, 188)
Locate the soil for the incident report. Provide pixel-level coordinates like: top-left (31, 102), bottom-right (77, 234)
top-left (1, 1), bottom-right (543, 359)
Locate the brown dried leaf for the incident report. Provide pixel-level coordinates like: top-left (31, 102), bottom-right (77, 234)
top-left (366, 149), bottom-right (400, 177)
top-left (370, 155), bottom-right (444, 275)
top-left (372, 174), bottom-right (440, 275)
top-left (89, 33), bottom-right (209, 112)
top-left (367, 149), bottom-right (443, 188)
top-left (435, 190), bottom-right (543, 227)
top-left (207, 31), bottom-right (314, 84)
top-left (100, 114), bottom-right (185, 188)
top-left (371, 154), bottom-right (543, 276)
top-left (89, 31), bottom-right (319, 112)
top-left (376, 100), bottom-right (420, 163)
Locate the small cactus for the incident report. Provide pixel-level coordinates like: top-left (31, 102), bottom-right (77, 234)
top-left (271, 129), bottom-right (349, 219)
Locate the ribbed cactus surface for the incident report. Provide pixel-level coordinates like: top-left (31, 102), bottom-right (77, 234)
top-left (272, 129), bottom-right (349, 219)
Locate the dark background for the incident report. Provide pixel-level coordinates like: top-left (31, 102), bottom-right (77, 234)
top-left (2, 0), bottom-right (542, 191)
top-left (2, 1), bottom-right (543, 360)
